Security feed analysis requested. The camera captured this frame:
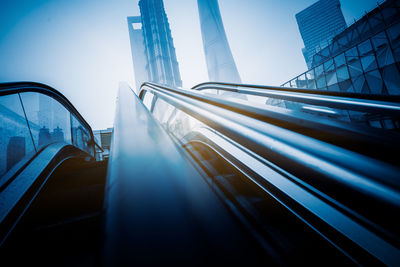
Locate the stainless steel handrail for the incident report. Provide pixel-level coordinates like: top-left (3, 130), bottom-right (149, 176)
top-left (139, 82), bottom-right (400, 266)
top-left (192, 82), bottom-right (400, 115)
top-left (103, 83), bottom-right (269, 265)
top-left (140, 82), bottom-right (400, 197)
top-left (142, 82), bottom-right (400, 165)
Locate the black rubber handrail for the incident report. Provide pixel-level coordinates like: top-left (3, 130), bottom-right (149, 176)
top-left (0, 82), bottom-right (94, 137)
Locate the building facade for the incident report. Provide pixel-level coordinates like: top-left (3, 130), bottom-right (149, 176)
top-left (127, 16), bottom-right (149, 93)
top-left (284, 0), bottom-right (400, 97)
top-left (128, 0), bottom-right (182, 91)
top-left (138, 0), bottom-right (182, 88)
top-left (296, 0), bottom-right (347, 68)
top-left (197, 0), bottom-right (242, 83)
top-left (93, 128), bottom-right (112, 161)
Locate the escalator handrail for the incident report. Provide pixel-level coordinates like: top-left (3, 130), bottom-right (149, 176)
top-left (139, 81), bottom-right (400, 191)
top-left (191, 82), bottom-right (400, 115)
top-left (139, 82), bottom-right (400, 265)
top-left (140, 82), bottom-right (400, 152)
top-left (104, 83), bottom-right (271, 265)
top-left (0, 82), bottom-right (97, 153)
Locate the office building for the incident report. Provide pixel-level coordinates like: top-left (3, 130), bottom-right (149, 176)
top-left (128, 0), bottom-right (182, 91)
top-left (127, 16), bottom-right (149, 93)
top-left (197, 0), bottom-right (242, 83)
top-left (296, 0), bottom-right (347, 68)
top-left (284, 0), bottom-right (400, 97)
top-left (93, 128), bottom-right (112, 160)
top-left (140, 0), bottom-right (182, 87)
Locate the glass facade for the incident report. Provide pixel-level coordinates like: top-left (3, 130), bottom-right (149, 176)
top-left (0, 92), bottom-right (95, 183)
top-left (284, 0), bottom-right (400, 96)
top-left (197, 0), bottom-right (242, 83)
top-left (138, 0), bottom-right (182, 88)
top-left (296, 0), bottom-right (347, 68)
top-left (127, 16), bottom-right (149, 93)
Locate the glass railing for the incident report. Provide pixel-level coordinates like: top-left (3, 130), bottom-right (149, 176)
top-left (0, 83), bottom-right (95, 184)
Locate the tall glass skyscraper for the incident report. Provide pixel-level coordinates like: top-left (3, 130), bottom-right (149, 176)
top-left (296, 0), bottom-right (347, 68)
top-left (138, 0), bottom-right (182, 88)
top-left (127, 16), bottom-right (149, 93)
top-left (284, 0), bottom-right (400, 97)
top-left (197, 0), bottom-right (241, 83)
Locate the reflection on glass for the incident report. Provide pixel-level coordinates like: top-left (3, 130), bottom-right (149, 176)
top-left (315, 65), bottom-right (326, 89)
top-left (296, 74), bottom-right (308, 89)
top-left (345, 48), bottom-right (363, 78)
top-left (358, 39), bottom-right (378, 72)
top-left (143, 91), bottom-right (155, 110)
top-left (382, 64), bottom-right (400, 94)
top-left (365, 70), bottom-right (384, 94)
top-left (324, 59), bottom-right (338, 87)
top-left (0, 94), bottom-right (35, 179)
top-left (20, 92), bottom-right (71, 150)
top-left (387, 22), bottom-right (400, 62)
top-left (306, 69), bottom-right (316, 89)
top-left (372, 32), bottom-right (395, 68)
top-left (71, 115), bottom-right (91, 154)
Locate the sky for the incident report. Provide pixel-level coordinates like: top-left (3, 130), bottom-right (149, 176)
top-left (0, 0), bottom-right (380, 130)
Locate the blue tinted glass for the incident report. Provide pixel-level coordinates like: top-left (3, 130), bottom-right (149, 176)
top-left (382, 64), bottom-right (400, 95)
top-left (0, 94), bottom-right (36, 179)
top-left (334, 53), bottom-right (346, 67)
top-left (387, 23), bottom-right (400, 62)
top-left (315, 65), bottom-right (326, 89)
top-left (306, 69), bottom-right (316, 89)
top-left (71, 115), bottom-right (91, 154)
top-left (365, 70), bottom-right (384, 94)
top-left (372, 32), bottom-right (395, 68)
top-left (20, 92), bottom-right (72, 150)
top-left (345, 47), bottom-right (363, 77)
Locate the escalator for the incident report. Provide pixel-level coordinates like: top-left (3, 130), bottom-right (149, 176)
top-left (2, 158), bottom-right (107, 266)
top-left (1, 81), bottom-right (400, 266)
top-left (139, 81), bottom-right (400, 266)
top-left (0, 82), bottom-right (107, 266)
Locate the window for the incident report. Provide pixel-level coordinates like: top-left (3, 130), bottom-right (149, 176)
top-left (20, 93), bottom-right (72, 150)
top-left (371, 32), bottom-right (395, 68)
top-left (315, 65), bottom-right (327, 89)
top-left (387, 23), bottom-right (400, 62)
top-left (358, 39), bottom-right (378, 72)
top-left (0, 94), bottom-right (36, 179)
top-left (345, 47), bottom-right (363, 78)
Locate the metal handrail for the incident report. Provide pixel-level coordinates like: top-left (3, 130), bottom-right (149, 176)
top-left (103, 83), bottom-right (269, 265)
top-left (140, 82), bottom-right (400, 192)
top-left (142, 82), bottom-right (400, 165)
top-left (139, 82), bottom-right (400, 265)
top-left (191, 82), bottom-right (400, 115)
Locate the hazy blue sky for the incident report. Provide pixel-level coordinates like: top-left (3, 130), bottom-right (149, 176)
top-left (0, 0), bottom-right (379, 129)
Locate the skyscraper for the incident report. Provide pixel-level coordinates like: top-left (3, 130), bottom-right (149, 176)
top-left (296, 0), bottom-right (347, 68)
top-left (127, 16), bottom-right (149, 93)
top-left (197, 0), bottom-right (241, 83)
top-left (128, 0), bottom-right (182, 91)
top-left (139, 0), bottom-right (182, 88)
top-left (284, 0), bottom-right (400, 97)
